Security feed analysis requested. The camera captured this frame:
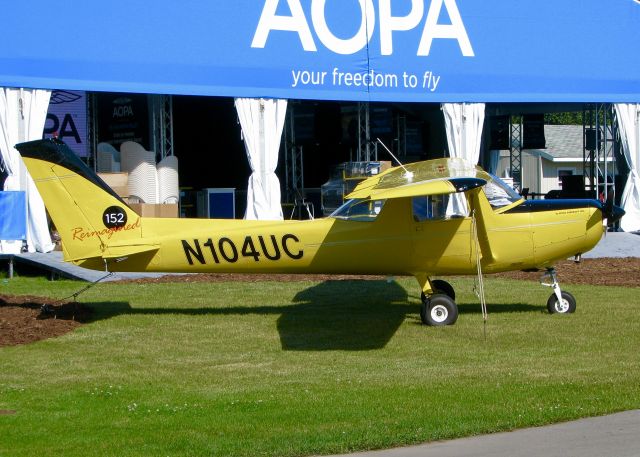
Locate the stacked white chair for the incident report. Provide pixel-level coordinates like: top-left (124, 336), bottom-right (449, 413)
top-left (157, 155), bottom-right (179, 204)
top-left (120, 141), bottom-right (146, 174)
top-left (96, 142), bottom-right (120, 172)
top-left (120, 141), bottom-right (158, 204)
top-left (96, 151), bottom-right (115, 173)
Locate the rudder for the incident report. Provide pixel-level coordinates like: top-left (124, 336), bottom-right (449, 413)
top-left (16, 139), bottom-right (144, 264)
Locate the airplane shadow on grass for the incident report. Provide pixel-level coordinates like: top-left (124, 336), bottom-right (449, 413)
top-left (81, 280), bottom-right (540, 351)
top-left (278, 280), bottom-right (411, 351)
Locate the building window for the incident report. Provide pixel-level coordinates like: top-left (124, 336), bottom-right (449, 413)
top-left (557, 168), bottom-right (576, 188)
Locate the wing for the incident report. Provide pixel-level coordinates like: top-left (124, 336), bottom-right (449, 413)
top-left (346, 158), bottom-right (488, 200)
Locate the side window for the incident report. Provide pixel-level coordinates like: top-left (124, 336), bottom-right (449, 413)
top-left (331, 199), bottom-right (385, 222)
top-left (412, 195), bottom-right (449, 222)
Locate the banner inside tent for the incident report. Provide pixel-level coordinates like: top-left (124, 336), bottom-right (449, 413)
top-left (1, 0), bottom-right (639, 102)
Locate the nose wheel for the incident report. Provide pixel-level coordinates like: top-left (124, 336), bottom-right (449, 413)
top-left (542, 268), bottom-right (576, 314)
top-left (547, 290), bottom-right (576, 314)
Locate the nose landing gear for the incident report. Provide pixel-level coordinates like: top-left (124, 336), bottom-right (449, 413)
top-left (541, 268), bottom-right (576, 314)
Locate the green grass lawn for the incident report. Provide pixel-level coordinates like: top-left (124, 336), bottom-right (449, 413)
top-left (1, 275), bottom-right (639, 457)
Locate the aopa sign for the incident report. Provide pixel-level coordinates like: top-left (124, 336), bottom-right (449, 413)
top-left (252, 0), bottom-right (474, 56)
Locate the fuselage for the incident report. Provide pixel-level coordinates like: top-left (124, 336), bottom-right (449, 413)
top-left (77, 192), bottom-right (605, 277)
top-left (17, 138), bottom-right (605, 279)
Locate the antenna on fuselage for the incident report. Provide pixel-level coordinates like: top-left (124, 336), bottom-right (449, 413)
top-left (376, 138), bottom-right (414, 181)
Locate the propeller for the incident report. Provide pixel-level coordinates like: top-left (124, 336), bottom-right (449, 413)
top-left (602, 192), bottom-right (625, 226)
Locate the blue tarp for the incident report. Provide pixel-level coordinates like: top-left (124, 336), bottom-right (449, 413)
top-left (1, 0), bottom-right (639, 102)
top-left (0, 191), bottom-right (27, 241)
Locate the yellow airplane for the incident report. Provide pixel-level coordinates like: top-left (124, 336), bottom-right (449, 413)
top-left (16, 138), bottom-right (623, 326)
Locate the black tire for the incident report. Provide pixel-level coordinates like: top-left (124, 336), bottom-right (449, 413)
top-left (420, 280), bottom-right (455, 302)
top-left (432, 279), bottom-right (455, 301)
top-left (420, 297), bottom-right (429, 324)
top-left (421, 294), bottom-right (458, 326)
top-left (546, 291), bottom-right (576, 314)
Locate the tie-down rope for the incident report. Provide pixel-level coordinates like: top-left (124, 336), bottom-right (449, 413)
top-left (471, 209), bottom-right (488, 339)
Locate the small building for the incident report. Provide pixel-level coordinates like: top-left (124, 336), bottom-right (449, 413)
top-left (496, 124), bottom-right (615, 198)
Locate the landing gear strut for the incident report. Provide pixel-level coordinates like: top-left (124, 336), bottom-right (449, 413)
top-left (541, 268), bottom-right (576, 314)
top-left (420, 279), bottom-right (456, 302)
top-left (417, 276), bottom-right (458, 326)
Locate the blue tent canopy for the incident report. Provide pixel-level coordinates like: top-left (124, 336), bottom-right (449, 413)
top-left (2, 0), bottom-right (639, 102)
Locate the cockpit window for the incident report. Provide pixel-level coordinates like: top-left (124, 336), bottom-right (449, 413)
top-left (484, 174), bottom-right (522, 208)
top-left (412, 194), bottom-right (450, 221)
top-left (330, 199), bottom-right (385, 221)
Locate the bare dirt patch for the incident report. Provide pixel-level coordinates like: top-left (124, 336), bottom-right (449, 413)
top-left (1, 257), bottom-right (639, 347)
top-left (494, 257), bottom-right (640, 287)
top-left (0, 295), bottom-right (90, 347)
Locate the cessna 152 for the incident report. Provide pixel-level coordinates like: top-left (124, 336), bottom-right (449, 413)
top-left (16, 139), bottom-right (624, 326)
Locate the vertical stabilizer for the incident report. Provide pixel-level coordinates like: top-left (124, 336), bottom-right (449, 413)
top-left (16, 139), bottom-right (145, 263)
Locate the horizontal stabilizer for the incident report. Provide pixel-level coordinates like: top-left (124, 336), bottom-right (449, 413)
top-left (65, 244), bottom-right (159, 263)
top-left (101, 244), bottom-right (160, 260)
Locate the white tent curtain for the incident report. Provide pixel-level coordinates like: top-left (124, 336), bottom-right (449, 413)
top-left (234, 97), bottom-right (287, 220)
top-left (0, 87), bottom-right (54, 254)
top-left (441, 102), bottom-right (486, 215)
top-left (615, 103), bottom-right (640, 232)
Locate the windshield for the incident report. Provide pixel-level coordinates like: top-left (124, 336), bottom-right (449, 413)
top-left (330, 199), bottom-right (385, 221)
top-left (484, 174), bottom-right (522, 208)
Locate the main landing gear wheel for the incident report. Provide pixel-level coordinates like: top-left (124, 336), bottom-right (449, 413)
top-left (546, 291), bottom-right (576, 314)
top-left (420, 279), bottom-right (456, 302)
top-left (421, 293), bottom-right (459, 326)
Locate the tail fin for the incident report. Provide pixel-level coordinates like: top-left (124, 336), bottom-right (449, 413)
top-left (16, 139), bottom-right (155, 266)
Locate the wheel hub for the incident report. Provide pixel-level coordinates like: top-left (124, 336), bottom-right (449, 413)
top-left (555, 298), bottom-right (570, 313)
top-left (430, 304), bottom-right (449, 323)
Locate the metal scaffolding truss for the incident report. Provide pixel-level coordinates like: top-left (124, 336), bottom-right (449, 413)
top-left (583, 104), bottom-right (618, 201)
top-left (283, 105), bottom-right (309, 219)
top-left (149, 94), bottom-right (175, 158)
top-left (509, 117), bottom-right (523, 192)
top-left (395, 113), bottom-right (407, 159)
top-left (357, 102), bottom-right (372, 162)
top-left (87, 92), bottom-right (98, 170)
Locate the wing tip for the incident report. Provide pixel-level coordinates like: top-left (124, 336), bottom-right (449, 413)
top-left (449, 177), bottom-right (487, 192)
